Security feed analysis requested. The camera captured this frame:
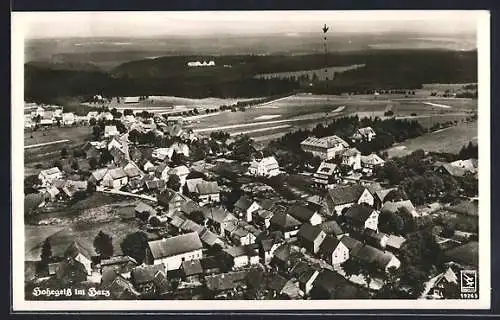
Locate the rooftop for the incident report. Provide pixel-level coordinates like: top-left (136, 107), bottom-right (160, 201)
top-left (300, 135), bottom-right (349, 149)
top-left (148, 232), bottom-right (203, 260)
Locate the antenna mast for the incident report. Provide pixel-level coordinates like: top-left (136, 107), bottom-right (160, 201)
top-left (322, 24), bottom-right (330, 125)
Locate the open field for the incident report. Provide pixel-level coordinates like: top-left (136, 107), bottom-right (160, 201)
top-left (24, 126), bottom-right (91, 147)
top-left (385, 121), bottom-right (477, 158)
top-left (254, 64), bottom-right (366, 81)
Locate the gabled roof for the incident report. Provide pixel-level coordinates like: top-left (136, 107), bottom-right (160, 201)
top-left (268, 274), bottom-right (289, 292)
top-left (361, 153), bottom-right (385, 166)
top-left (290, 261), bottom-right (318, 284)
top-left (287, 205), bottom-right (316, 223)
top-left (381, 200), bottom-right (417, 216)
top-left (234, 195), bottom-right (253, 212)
top-left (269, 211), bottom-right (302, 230)
top-left (131, 263), bottom-right (166, 285)
top-left (195, 181), bottom-right (220, 195)
top-left (352, 244), bottom-right (398, 270)
top-left (319, 236), bottom-right (343, 256)
top-left (105, 168), bottom-right (127, 180)
top-left (104, 125), bottom-right (119, 135)
top-left (205, 269), bottom-right (250, 292)
top-left (449, 159), bottom-right (478, 173)
top-left (319, 220), bottom-right (344, 236)
top-left (273, 243), bottom-right (291, 263)
top-left (374, 188), bottom-right (397, 203)
top-left (314, 162), bottom-right (338, 176)
top-left (101, 255), bottom-right (138, 267)
top-left (439, 163), bottom-right (468, 177)
top-left (91, 168), bottom-right (108, 181)
top-left (148, 232), bottom-right (203, 260)
top-left (386, 235), bottom-right (406, 249)
top-left (145, 179), bottom-right (166, 191)
top-left (300, 135), bottom-right (349, 149)
top-left (223, 244), bottom-right (259, 258)
top-left (355, 127), bottom-right (376, 137)
top-left (327, 185), bottom-right (367, 205)
top-left (203, 207), bottom-right (236, 224)
top-left (340, 235), bottom-right (363, 254)
top-left (297, 223), bottom-right (324, 242)
top-left (344, 204), bottom-right (376, 223)
top-left (181, 259), bottom-right (204, 276)
top-left (185, 178), bottom-right (204, 193)
top-left (340, 148), bottom-right (361, 157)
top-left (135, 201), bottom-right (156, 214)
top-left (168, 165), bottom-right (190, 176)
top-left (40, 167), bottom-right (62, 177)
top-left (123, 162), bottom-right (143, 178)
top-left (444, 241), bottom-right (478, 267)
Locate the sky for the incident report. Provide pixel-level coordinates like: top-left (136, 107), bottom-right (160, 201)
top-left (12, 10), bottom-right (484, 39)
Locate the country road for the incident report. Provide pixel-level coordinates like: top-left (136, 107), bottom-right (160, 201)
top-left (96, 186), bottom-right (158, 202)
top-left (25, 139), bottom-right (70, 149)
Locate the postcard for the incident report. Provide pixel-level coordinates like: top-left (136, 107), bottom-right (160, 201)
top-left (11, 10), bottom-right (490, 311)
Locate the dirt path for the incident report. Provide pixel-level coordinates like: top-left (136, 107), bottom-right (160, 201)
top-left (25, 139), bottom-right (70, 149)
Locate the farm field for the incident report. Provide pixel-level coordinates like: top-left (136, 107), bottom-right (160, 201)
top-left (385, 121), bottom-right (477, 158)
top-left (254, 64), bottom-right (366, 81)
top-left (24, 126), bottom-right (91, 147)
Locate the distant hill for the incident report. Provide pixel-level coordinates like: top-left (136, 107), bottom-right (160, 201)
top-left (24, 49), bottom-right (478, 103)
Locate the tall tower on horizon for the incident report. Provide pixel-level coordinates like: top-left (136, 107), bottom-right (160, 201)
top-left (322, 23), bottom-right (330, 124)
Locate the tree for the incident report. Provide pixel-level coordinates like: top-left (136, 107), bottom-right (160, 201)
top-left (71, 160), bottom-right (79, 171)
top-left (167, 174), bottom-right (181, 192)
top-left (231, 135), bottom-right (255, 161)
top-left (120, 231), bottom-right (149, 264)
top-left (182, 184), bottom-right (191, 197)
top-left (189, 210), bottom-right (205, 225)
top-left (171, 151), bottom-right (186, 166)
top-left (93, 231), bottom-right (114, 259)
top-left (88, 157), bottom-right (98, 170)
top-left (378, 210), bottom-right (404, 235)
top-left (341, 259), bottom-right (362, 279)
top-left (89, 117), bottom-right (97, 126)
top-left (40, 239), bottom-right (52, 263)
top-left (61, 148), bottom-right (68, 158)
top-left (123, 109), bottom-right (133, 116)
top-left (100, 149), bottom-right (113, 165)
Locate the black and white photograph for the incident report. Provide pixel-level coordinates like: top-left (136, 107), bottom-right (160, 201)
top-left (11, 10), bottom-right (490, 311)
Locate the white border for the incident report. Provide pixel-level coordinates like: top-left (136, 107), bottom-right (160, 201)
top-left (11, 10), bottom-right (491, 312)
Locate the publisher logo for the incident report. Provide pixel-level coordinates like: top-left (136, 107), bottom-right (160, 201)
top-left (460, 270), bottom-right (477, 293)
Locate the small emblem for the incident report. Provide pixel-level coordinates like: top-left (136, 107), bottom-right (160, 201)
top-left (460, 270), bottom-right (477, 293)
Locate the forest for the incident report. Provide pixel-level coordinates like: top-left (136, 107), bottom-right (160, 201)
top-left (25, 49), bottom-right (477, 103)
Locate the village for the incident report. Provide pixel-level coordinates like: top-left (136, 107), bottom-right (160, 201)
top-left (24, 99), bottom-right (479, 301)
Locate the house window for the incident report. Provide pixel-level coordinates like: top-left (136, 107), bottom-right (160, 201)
top-left (181, 257), bottom-right (185, 262)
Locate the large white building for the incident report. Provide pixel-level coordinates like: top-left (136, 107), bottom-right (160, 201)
top-left (247, 156), bottom-right (280, 177)
top-left (145, 232), bottom-right (204, 271)
top-left (187, 60), bottom-right (216, 67)
top-left (300, 135), bottom-right (350, 160)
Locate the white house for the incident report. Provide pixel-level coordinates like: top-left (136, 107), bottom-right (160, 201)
top-left (87, 111), bottom-right (99, 119)
top-left (312, 161), bottom-right (340, 188)
top-left (300, 135), bottom-right (349, 160)
top-left (344, 204), bottom-right (379, 232)
top-left (104, 125), bottom-right (120, 138)
top-left (62, 113), bottom-right (75, 126)
top-left (145, 232), bottom-right (204, 271)
top-left (152, 148), bottom-right (172, 161)
top-left (351, 127), bottom-right (376, 142)
top-left (223, 245), bottom-right (260, 269)
top-left (38, 167), bottom-right (63, 186)
top-left (124, 97), bottom-right (140, 104)
top-left (36, 106), bottom-right (45, 117)
top-left (100, 112), bottom-right (114, 121)
top-left (247, 156), bottom-right (280, 177)
top-left (287, 205), bottom-right (323, 226)
top-left (101, 168), bottom-right (129, 189)
top-left (168, 165), bottom-right (190, 187)
top-left (340, 148), bottom-right (362, 170)
top-left (325, 184), bottom-right (375, 216)
top-left (297, 223), bottom-right (327, 254)
top-left (143, 161), bottom-right (156, 173)
top-left (361, 153), bottom-right (385, 174)
top-left (195, 181), bottom-right (221, 206)
top-left (319, 236), bottom-right (350, 265)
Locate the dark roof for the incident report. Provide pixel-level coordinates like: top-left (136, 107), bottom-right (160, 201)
top-left (287, 205), bottom-right (316, 223)
top-left (439, 163), bottom-right (468, 177)
top-left (290, 261), bottom-right (318, 284)
top-left (260, 239), bottom-right (275, 252)
top-left (205, 270), bottom-right (250, 291)
top-left (319, 236), bottom-right (342, 256)
top-left (181, 259), bottom-right (204, 276)
top-left (101, 255), bottom-right (138, 267)
top-left (344, 204), bottom-right (375, 223)
top-left (327, 185), bottom-right (366, 205)
top-left (273, 243), bottom-right (291, 263)
top-left (130, 264), bottom-right (166, 285)
top-left (444, 241), bottom-right (478, 267)
top-left (108, 276), bottom-right (139, 299)
top-left (319, 220), bottom-right (344, 236)
top-left (297, 223), bottom-right (324, 242)
top-left (101, 268), bottom-right (120, 288)
top-left (340, 235), bottom-right (363, 254)
top-left (195, 181), bottom-right (220, 195)
top-left (267, 274), bottom-right (288, 292)
top-left (148, 232), bottom-right (203, 259)
top-left (259, 199), bottom-right (275, 210)
top-left (313, 269), bottom-right (348, 292)
top-left (223, 244), bottom-right (259, 258)
top-left (270, 211), bottom-right (302, 230)
top-left (447, 200), bottom-right (479, 216)
top-left (200, 256), bottom-right (225, 272)
top-left (233, 195), bottom-right (253, 212)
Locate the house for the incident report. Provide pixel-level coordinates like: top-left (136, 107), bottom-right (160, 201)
top-left (168, 165), bottom-right (191, 187)
top-left (287, 205), bottom-right (323, 226)
top-left (36, 106), bottom-right (45, 117)
top-left (61, 180), bottom-right (88, 198)
top-left (297, 223), bottom-right (327, 254)
top-left (360, 153), bottom-right (385, 174)
top-left (319, 220), bottom-right (345, 239)
top-left (436, 163), bottom-right (468, 177)
top-left (145, 232), bottom-right (204, 271)
top-left (444, 241), bottom-right (478, 268)
top-left (339, 148), bottom-right (362, 170)
top-left (100, 112), bottom-right (114, 121)
top-left (344, 204), bottom-right (379, 232)
top-left (310, 269), bottom-right (368, 299)
top-left (104, 125), bottom-right (120, 138)
top-left (312, 161), bottom-right (340, 188)
top-left (386, 235), bottom-right (407, 253)
top-left (155, 163), bottom-right (171, 181)
top-left (171, 142), bottom-right (190, 158)
top-left (352, 244), bottom-right (401, 271)
top-left (144, 179), bottom-right (167, 193)
top-left (152, 148), bottom-right (172, 162)
top-left (254, 208), bottom-right (274, 229)
top-left (185, 178), bottom-right (204, 194)
top-left (364, 229), bottom-right (389, 249)
top-left (123, 161), bottom-right (144, 180)
top-left (421, 267), bottom-right (460, 299)
top-left (258, 238), bottom-right (283, 265)
top-left (40, 112), bottom-right (55, 125)
top-left (130, 263), bottom-right (168, 296)
top-left (233, 195), bottom-right (261, 222)
top-left (270, 243), bottom-right (292, 272)
top-left (54, 259), bottom-right (88, 285)
top-left (300, 135), bottom-right (349, 160)
top-left (340, 235), bottom-right (364, 255)
top-left (107, 137), bottom-right (125, 151)
top-left (101, 168), bottom-right (129, 189)
top-left (351, 127), bottom-right (376, 142)
top-left (289, 261), bottom-right (321, 295)
top-left (87, 111), bottom-right (98, 119)
top-left (89, 168), bottom-right (109, 185)
top-left (143, 161), bottom-right (156, 173)
top-left (247, 156), bottom-right (280, 177)
top-left (269, 211), bottom-right (302, 239)
top-left (205, 269), bottom-right (252, 294)
top-left (180, 259), bottom-right (204, 283)
top-left (201, 256), bottom-right (228, 275)
top-left (223, 244), bottom-right (260, 269)
top-left (62, 112), bottom-right (75, 126)
top-left (157, 190), bottom-right (191, 217)
top-left (202, 207), bottom-right (237, 236)
top-left (38, 167), bottom-right (63, 186)
top-left (100, 256), bottom-right (138, 278)
top-left (267, 275), bottom-right (290, 298)
top-left (319, 236), bottom-right (350, 265)
top-left (449, 159), bottom-right (478, 174)
top-left (45, 186), bottom-right (61, 201)
top-left (325, 184), bottom-right (374, 216)
top-left (373, 188), bottom-right (398, 209)
top-left (381, 200), bottom-right (419, 218)
top-left (124, 96), bottom-right (140, 104)
top-left (224, 220), bottom-right (257, 246)
top-left (194, 181), bottom-right (221, 206)
top-left (110, 146), bottom-right (129, 167)
top-left (107, 275), bottom-right (140, 300)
